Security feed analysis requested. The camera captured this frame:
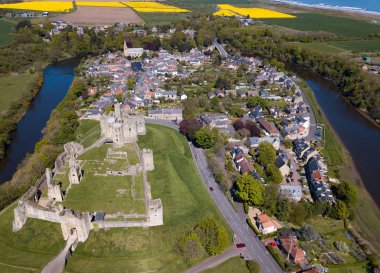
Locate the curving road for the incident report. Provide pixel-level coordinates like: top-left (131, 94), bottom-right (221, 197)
top-left (145, 119), bottom-right (283, 273)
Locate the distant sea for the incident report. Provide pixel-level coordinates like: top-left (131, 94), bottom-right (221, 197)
top-left (271, 0), bottom-right (380, 13)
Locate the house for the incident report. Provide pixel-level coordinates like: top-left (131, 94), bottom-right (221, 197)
top-left (215, 90), bottom-right (225, 98)
top-left (279, 185), bottom-right (302, 202)
top-left (248, 137), bottom-right (280, 150)
top-left (275, 152), bottom-right (290, 177)
top-left (225, 89), bottom-right (237, 97)
top-left (124, 40), bottom-right (144, 58)
top-left (249, 105), bottom-right (263, 120)
top-left (208, 92), bottom-right (216, 99)
top-left (231, 147), bottom-right (251, 174)
top-left (256, 214), bottom-right (278, 234)
top-left (155, 91), bottom-right (177, 101)
top-left (147, 108), bottom-right (182, 121)
top-left (238, 90), bottom-right (247, 98)
top-left (257, 118), bottom-right (279, 136)
top-left (278, 236), bottom-right (306, 264)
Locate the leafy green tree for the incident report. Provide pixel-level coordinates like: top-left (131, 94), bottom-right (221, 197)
top-left (258, 141), bottom-right (276, 166)
top-left (336, 200), bottom-right (350, 221)
top-left (262, 184), bottom-right (279, 215)
top-left (266, 164), bottom-right (283, 184)
top-left (178, 231), bottom-right (204, 261)
top-left (275, 199), bottom-right (291, 221)
top-left (127, 76), bottom-right (135, 90)
top-left (236, 174), bottom-right (265, 206)
top-left (194, 217), bottom-right (229, 255)
top-left (334, 181), bottom-right (357, 206)
top-left (116, 93), bottom-right (123, 102)
top-left (195, 128), bottom-right (215, 149)
top-left (246, 260), bottom-right (260, 273)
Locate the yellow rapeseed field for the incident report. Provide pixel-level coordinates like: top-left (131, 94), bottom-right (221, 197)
top-left (123, 2), bottom-right (189, 13)
top-left (0, 1), bottom-right (73, 12)
top-left (214, 4), bottom-right (295, 18)
top-left (76, 2), bottom-right (126, 8)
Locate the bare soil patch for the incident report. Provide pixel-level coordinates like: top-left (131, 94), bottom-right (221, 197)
top-left (56, 6), bottom-right (144, 26)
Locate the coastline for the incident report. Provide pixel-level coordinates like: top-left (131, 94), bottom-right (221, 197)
top-left (269, 0), bottom-right (380, 16)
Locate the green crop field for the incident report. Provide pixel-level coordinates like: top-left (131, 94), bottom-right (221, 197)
top-left (65, 124), bottom-right (231, 273)
top-left (203, 257), bottom-right (250, 273)
top-left (0, 204), bottom-right (65, 272)
top-left (0, 74), bottom-right (38, 115)
top-left (0, 19), bottom-right (14, 46)
top-left (138, 12), bottom-right (189, 25)
top-left (262, 13), bottom-right (380, 37)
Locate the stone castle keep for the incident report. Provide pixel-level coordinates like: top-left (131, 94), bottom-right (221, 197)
top-left (100, 103), bottom-right (146, 147)
top-left (12, 106), bottom-right (163, 267)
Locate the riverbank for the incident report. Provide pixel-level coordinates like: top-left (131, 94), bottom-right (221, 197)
top-left (298, 77), bottom-right (380, 258)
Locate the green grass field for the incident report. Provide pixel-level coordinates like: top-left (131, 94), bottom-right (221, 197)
top-left (65, 124), bottom-right (231, 273)
top-left (0, 204), bottom-right (65, 272)
top-left (76, 120), bottom-right (101, 148)
top-left (262, 13), bottom-right (380, 37)
top-left (203, 257), bottom-right (250, 273)
top-left (327, 263), bottom-right (368, 273)
top-left (290, 39), bottom-right (380, 54)
top-left (138, 12), bottom-right (189, 25)
top-left (0, 19), bottom-right (14, 46)
top-left (0, 74), bottom-right (38, 115)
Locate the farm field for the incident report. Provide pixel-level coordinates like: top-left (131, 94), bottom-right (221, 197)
top-left (57, 6), bottom-right (144, 25)
top-left (137, 12), bottom-right (188, 25)
top-left (214, 4), bottom-right (295, 18)
top-left (0, 74), bottom-right (39, 115)
top-left (0, 1), bottom-right (73, 12)
top-left (290, 39), bottom-right (380, 54)
top-left (203, 257), bottom-right (250, 273)
top-left (0, 204), bottom-right (65, 272)
top-left (0, 19), bottom-right (14, 46)
top-left (64, 124), bottom-right (231, 273)
top-left (262, 13), bottom-right (380, 36)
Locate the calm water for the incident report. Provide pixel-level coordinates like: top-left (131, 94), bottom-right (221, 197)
top-left (0, 58), bottom-right (78, 183)
top-left (289, 65), bottom-right (380, 207)
top-left (272, 0), bottom-right (380, 13)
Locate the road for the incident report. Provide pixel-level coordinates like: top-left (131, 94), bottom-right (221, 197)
top-left (145, 119), bottom-right (284, 273)
top-left (184, 246), bottom-right (241, 273)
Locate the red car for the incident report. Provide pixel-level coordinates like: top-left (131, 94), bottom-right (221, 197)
top-left (267, 242), bottom-right (277, 247)
top-left (209, 187), bottom-right (214, 191)
top-left (236, 243), bottom-right (246, 248)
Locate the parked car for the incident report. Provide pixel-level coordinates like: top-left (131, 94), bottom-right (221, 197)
top-left (209, 187), bottom-right (214, 191)
top-left (267, 242), bottom-right (277, 247)
top-left (236, 243), bottom-right (246, 248)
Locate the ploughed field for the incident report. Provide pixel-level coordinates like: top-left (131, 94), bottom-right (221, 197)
top-left (0, 124), bottom-right (230, 272)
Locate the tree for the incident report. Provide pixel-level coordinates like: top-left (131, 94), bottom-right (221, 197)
top-left (127, 76), bottom-right (135, 90)
top-left (236, 174), bottom-right (265, 206)
top-left (195, 128), bottom-right (215, 149)
top-left (334, 181), bottom-right (357, 206)
top-left (275, 199), bottom-right (291, 221)
top-left (298, 224), bottom-right (320, 241)
top-left (233, 119), bottom-right (245, 131)
top-left (246, 260), bottom-right (260, 273)
top-left (238, 128), bottom-right (250, 138)
top-left (183, 98), bottom-right (200, 119)
top-left (178, 231), bottom-right (204, 261)
top-left (258, 141), bottom-right (276, 166)
top-left (266, 164), bottom-right (283, 184)
top-left (116, 93), bottom-right (123, 102)
top-left (334, 241), bottom-right (349, 254)
top-left (245, 120), bottom-right (260, 137)
top-left (179, 119), bottom-right (202, 140)
top-left (262, 184), bottom-right (279, 215)
top-left (336, 200), bottom-right (350, 221)
top-left (194, 217), bottom-right (229, 255)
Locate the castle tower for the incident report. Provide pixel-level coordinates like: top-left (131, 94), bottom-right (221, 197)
top-left (46, 168), bottom-right (63, 202)
top-left (115, 102), bottom-right (122, 119)
top-left (113, 123), bottom-right (124, 147)
top-left (69, 157), bottom-right (82, 185)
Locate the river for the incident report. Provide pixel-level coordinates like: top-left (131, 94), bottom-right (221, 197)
top-left (288, 65), bottom-right (380, 207)
top-left (0, 58), bottom-right (79, 184)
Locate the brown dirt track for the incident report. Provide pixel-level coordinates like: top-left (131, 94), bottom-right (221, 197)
top-left (57, 6), bottom-right (144, 26)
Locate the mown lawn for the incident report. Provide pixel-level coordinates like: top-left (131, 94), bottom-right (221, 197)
top-left (203, 257), bottom-right (250, 273)
top-left (76, 119), bottom-right (100, 148)
top-left (327, 263), bottom-right (368, 273)
top-left (0, 204), bottom-right (65, 271)
top-left (0, 74), bottom-right (38, 115)
top-left (0, 19), bottom-right (14, 46)
top-left (262, 13), bottom-right (380, 37)
top-left (65, 124), bottom-right (231, 273)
